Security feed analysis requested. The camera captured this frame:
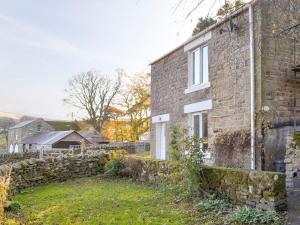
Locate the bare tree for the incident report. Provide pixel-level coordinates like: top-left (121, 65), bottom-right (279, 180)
top-left (64, 70), bottom-right (121, 132)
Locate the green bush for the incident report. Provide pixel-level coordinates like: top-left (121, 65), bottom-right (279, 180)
top-left (5, 202), bottom-right (21, 213)
top-left (197, 198), bottom-right (229, 212)
top-left (228, 206), bottom-right (282, 225)
top-left (104, 159), bottom-right (124, 177)
top-left (197, 191), bottom-right (232, 212)
top-left (293, 133), bottom-right (300, 147)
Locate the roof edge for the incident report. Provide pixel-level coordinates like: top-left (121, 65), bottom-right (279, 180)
top-left (149, 2), bottom-right (254, 65)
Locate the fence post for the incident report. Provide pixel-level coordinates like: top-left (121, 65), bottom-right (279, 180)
top-left (39, 149), bottom-right (43, 159)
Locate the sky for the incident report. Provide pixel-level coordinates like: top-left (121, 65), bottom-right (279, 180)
top-left (0, 0), bottom-right (223, 120)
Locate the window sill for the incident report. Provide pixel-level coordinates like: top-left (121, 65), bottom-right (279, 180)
top-left (184, 82), bottom-right (211, 94)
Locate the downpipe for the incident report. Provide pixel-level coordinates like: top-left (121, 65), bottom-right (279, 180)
top-left (249, 4), bottom-right (256, 170)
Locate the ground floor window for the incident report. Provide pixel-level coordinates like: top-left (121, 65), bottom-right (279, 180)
top-left (191, 112), bottom-right (208, 154)
top-left (192, 112), bottom-right (208, 139)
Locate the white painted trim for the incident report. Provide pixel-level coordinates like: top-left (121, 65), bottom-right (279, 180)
top-left (152, 113), bottom-right (170, 124)
top-left (184, 100), bottom-right (212, 114)
top-left (184, 32), bottom-right (211, 52)
top-left (184, 82), bottom-right (211, 94)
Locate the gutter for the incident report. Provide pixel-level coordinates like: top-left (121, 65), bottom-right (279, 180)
top-left (248, 3), bottom-right (256, 170)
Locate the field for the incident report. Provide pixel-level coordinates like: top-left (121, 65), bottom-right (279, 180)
top-left (6, 177), bottom-right (195, 225)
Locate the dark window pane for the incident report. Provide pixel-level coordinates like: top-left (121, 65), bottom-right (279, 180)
top-left (202, 113), bottom-right (208, 138)
top-left (193, 115), bottom-right (200, 137)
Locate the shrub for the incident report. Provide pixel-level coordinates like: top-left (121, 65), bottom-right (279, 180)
top-left (197, 191), bottom-right (232, 212)
top-left (169, 126), bottom-right (187, 161)
top-left (293, 133), bottom-right (300, 148)
top-left (5, 202), bottom-right (21, 213)
top-left (104, 159), bottom-right (124, 177)
top-left (228, 206), bottom-right (282, 225)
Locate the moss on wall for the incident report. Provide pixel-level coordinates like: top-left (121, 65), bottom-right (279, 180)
top-left (123, 157), bottom-right (287, 210)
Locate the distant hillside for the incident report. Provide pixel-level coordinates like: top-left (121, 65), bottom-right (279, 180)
top-left (0, 111), bottom-right (37, 129)
top-left (0, 111), bottom-right (22, 120)
top-left (46, 121), bottom-right (81, 131)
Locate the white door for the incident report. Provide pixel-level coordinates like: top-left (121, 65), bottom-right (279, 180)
top-left (9, 144), bottom-right (13, 153)
top-left (155, 123), bottom-right (166, 160)
top-left (14, 144), bottom-right (19, 153)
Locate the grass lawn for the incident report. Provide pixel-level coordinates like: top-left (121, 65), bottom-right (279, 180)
top-left (6, 177), bottom-right (195, 225)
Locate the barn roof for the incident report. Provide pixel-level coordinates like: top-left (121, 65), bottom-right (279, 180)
top-left (79, 130), bottom-right (109, 143)
top-left (22, 130), bottom-right (84, 145)
top-left (9, 120), bottom-right (35, 129)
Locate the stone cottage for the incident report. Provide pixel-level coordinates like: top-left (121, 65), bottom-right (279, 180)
top-left (7, 119), bottom-right (90, 152)
top-left (7, 119), bottom-right (54, 153)
top-left (150, 0), bottom-right (300, 171)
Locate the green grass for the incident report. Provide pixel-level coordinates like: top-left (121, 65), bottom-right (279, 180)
top-left (7, 177), bottom-right (194, 225)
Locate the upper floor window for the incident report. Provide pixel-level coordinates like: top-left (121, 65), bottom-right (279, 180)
top-left (192, 45), bottom-right (209, 86)
top-left (37, 124), bottom-right (42, 132)
top-left (184, 31), bottom-right (211, 94)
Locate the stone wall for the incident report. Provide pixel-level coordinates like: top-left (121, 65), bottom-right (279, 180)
top-left (0, 153), bottom-right (109, 195)
top-left (123, 157), bottom-right (287, 211)
top-left (0, 153), bottom-right (109, 221)
top-left (284, 136), bottom-right (300, 189)
top-left (86, 142), bottom-right (150, 154)
top-left (0, 152), bottom-right (39, 165)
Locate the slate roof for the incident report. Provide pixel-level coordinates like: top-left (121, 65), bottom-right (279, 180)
top-left (9, 120), bottom-right (35, 129)
top-left (79, 130), bottom-right (109, 144)
top-left (22, 130), bottom-right (76, 145)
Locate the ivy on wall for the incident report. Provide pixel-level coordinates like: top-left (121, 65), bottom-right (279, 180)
top-left (213, 130), bottom-right (251, 151)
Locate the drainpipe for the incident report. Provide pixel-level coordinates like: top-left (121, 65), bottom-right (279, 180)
top-left (249, 4), bottom-right (256, 170)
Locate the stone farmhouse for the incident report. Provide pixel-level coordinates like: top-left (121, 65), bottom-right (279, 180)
top-left (7, 119), bottom-right (95, 153)
top-left (150, 0), bottom-right (300, 171)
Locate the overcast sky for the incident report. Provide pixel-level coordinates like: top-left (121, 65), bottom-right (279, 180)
top-left (0, 0), bottom-right (223, 120)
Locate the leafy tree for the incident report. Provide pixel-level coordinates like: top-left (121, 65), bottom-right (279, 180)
top-left (216, 0), bottom-right (245, 19)
top-left (192, 0), bottom-right (245, 36)
top-left (122, 73), bottom-right (150, 141)
top-left (192, 17), bottom-right (216, 36)
top-left (64, 70), bottom-right (121, 133)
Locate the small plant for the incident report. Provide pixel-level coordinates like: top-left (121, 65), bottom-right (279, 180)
top-left (228, 206), bottom-right (282, 225)
top-left (5, 202), bottom-right (21, 213)
top-left (169, 126), bottom-right (187, 161)
top-left (197, 191), bottom-right (232, 212)
top-left (104, 159), bottom-right (124, 177)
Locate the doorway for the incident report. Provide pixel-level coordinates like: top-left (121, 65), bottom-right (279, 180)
top-left (155, 123), bottom-right (166, 160)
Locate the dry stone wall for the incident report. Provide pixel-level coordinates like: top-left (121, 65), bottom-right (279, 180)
top-left (0, 153), bottom-right (109, 195)
top-left (123, 157), bottom-right (287, 211)
top-left (0, 152), bottom-right (39, 165)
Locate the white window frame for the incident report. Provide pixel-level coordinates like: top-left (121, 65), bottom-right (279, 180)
top-left (190, 111), bottom-right (210, 159)
top-left (191, 112), bottom-right (208, 138)
top-left (185, 44), bottom-right (210, 94)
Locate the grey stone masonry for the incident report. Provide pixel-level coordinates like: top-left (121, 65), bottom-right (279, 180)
top-left (285, 136), bottom-right (300, 189)
top-left (150, 0), bottom-right (300, 170)
top-left (7, 119), bottom-right (54, 153)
